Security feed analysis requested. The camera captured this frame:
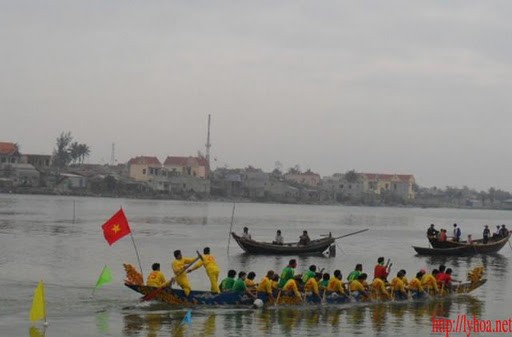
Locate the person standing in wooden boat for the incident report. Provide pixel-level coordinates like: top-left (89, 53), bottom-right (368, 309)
top-left (172, 250), bottom-right (198, 296)
top-left (483, 225), bottom-right (491, 244)
top-left (453, 223), bottom-right (461, 242)
top-left (189, 247), bottom-right (221, 293)
top-left (278, 259), bottom-right (297, 288)
top-left (493, 225), bottom-right (501, 239)
top-left (219, 269), bottom-right (237, 292)
top-left (299, 230), bottom-right (311, 245)
top-left (408, 270), bottom-right (426, 299)
top-left (257, 271), bottom-right (275, 301)
top-left (499, 224), bottom-right (509, 238)
top-left (146, 263), bottom-right (167, 287)
top-left (427, 224), bottom-right (439, 239)
top-left (273, 230), bottom-right (284, 245)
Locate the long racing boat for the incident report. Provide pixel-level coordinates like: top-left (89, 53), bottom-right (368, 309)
top-left (123, 264), bottom-right (486, 306)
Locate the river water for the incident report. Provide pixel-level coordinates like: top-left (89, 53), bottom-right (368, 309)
top-left (0, 194), bottom-right (511, 337)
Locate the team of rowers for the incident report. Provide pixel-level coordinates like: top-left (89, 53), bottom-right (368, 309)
top-left (145, 247), bottom-right (462, 302)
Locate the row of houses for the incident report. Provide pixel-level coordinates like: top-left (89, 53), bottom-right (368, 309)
top-left (1, 141), bottom-right (415, 202)
top-left (211, 168), bottom-right (416, 203)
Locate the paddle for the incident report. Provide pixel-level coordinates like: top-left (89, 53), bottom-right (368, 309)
top-left (226, 201), bottom-right (236, 255)
top-left (141, 252), bottom-right (203, 302)
top-left (333, 229), bottom-right (369, 240)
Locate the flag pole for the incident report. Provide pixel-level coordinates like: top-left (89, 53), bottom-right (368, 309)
top-left (130, 233), bottom-right (144, 280)
top-left (42, 281), bottom-right (48, 326)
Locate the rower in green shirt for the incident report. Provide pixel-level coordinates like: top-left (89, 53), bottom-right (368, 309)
top-left (278, 259), bottom-right (297, 288)
top-left (347, 263), bottom-right (363, 283)
top-left (302, 265), bottom-right (317, 283)
top-left (232, 271), bottom-right (256, 299)
top-left (219, 269), bottom-right (236, 292)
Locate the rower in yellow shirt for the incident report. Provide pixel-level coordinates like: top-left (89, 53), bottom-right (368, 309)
top-left (171, 249), bottom-right (198, 296)
top-left (189, 247), bottom-right (220, 293)
top-left (349, 273), bottom-right (369, 301)
top-left (257, 270), bottom-right (275, 301)
top-left (371, 276), bottom-right (392, 301)
top-left (390, 270), bottom-right (408, 300)
top-left (245, 272), bottom-right (257, 291)
top-left (409, 270), bottom-right (426, 299)
top-left (304, 272), bottom-right (322, 299)
top-left (283, 275), bottom-right (302, 300)
top-left (421, 269), bottom-right (440, 295)
top-left (146, 263), bottom-right (167, 287)
top-left (327, 270), bottom-right (346, 296)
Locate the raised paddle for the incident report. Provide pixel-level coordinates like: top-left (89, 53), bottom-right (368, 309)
top-left (332, 229), bottom-right (369, 240)
top-left (141, 251), bottom-right (203, 302)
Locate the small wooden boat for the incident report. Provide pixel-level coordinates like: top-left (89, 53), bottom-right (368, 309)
top-left (123, 264), bottom-right (486, 306)
top-left (423, 233), bottom-right (511, 255)
top-left (230, 229), bottom-right (368, 255)
top-left (412, 245), bottom-right (476, 256)
top-left (230, 232), bottom-right (334, 255)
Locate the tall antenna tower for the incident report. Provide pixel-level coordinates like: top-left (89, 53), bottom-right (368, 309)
top-left (110, 142), bottom-right (116, 166)
top-left (205, 114), bottom-right (211, 169)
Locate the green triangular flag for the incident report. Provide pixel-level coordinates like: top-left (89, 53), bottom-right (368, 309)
top-left (93, 265), bottom-right (112, 293)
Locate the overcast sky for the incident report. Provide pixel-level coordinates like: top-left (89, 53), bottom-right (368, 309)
top-left (2, 1), bottom-right (512, 191)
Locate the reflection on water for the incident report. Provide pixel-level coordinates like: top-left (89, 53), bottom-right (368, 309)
top-left (120, 296), bottom-right (484, 337)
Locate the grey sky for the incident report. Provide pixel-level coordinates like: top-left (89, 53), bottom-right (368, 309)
top-left (2, 1), bottom-right (512, 191)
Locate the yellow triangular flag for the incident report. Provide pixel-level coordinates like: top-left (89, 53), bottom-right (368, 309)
top-left (30, 280), bottom-right (46, 322)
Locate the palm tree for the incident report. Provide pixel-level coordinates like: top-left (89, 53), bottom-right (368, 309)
top-left (69, 142), bottom-right (80, 164)
top-left (53, 131), bottom-right (73, 167)
top-left (77, 143), bottom-right (90, 164)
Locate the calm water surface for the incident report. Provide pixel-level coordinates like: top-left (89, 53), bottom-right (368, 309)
top-left (0, 194), bottom-right (511, 336)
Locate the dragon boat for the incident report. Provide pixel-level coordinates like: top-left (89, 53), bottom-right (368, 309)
top-left (123, 264), bottom-right (486, 306)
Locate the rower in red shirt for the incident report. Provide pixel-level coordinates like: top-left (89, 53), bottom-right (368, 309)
top-left (373, 257), bottom-right (392, 282)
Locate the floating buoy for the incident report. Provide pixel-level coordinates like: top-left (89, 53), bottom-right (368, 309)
top-left (253, 299), bottom-right (263, 308)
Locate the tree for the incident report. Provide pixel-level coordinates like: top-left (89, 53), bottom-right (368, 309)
top-left (69, 142), bottom-right (80, 164)
top-left (287, 165), bottom-right (301, 175)
top-left (53, 131), bottom-right (73, 168)
top-left (77, 143), bottom-right (90, 164)
top-left (344, 170), bottom-right (359, 183)
top-left (52, 132), bottom-right (90, 167)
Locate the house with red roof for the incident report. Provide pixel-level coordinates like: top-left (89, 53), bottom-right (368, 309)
top-left (361, 173), bottom-right (416, 199)
top-left (127, 156), bottom-right (162, 182)
top-left (0, 142), bottom-right (21, 165)
top-left (163, 156), bottom-right (209, 179)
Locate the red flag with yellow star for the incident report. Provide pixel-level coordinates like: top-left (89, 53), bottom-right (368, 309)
top-left (102, 209), bottom-right (132, 246)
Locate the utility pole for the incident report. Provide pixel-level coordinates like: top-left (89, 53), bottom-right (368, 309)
top-left (205, 114), bottom-right (211, 176)
top-left (110, 142), bottom-right (116, 166)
